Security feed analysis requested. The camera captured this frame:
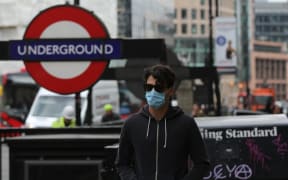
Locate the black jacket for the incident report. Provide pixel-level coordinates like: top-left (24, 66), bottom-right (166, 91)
top-left (115, 105), bottom-right (210, 180)
top-left (101, 112), bottom-right (121, 122)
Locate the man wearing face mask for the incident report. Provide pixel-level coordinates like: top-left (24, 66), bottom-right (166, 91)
top-left (115, 64), bottom-right (210, 180)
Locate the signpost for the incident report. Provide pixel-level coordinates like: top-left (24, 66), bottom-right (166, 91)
top-left (0, 4), bottom-right (166, 94)
top-left (20, 4), bottom-right (114, 126)
top-left (22, 5), bottom-right (112, 94)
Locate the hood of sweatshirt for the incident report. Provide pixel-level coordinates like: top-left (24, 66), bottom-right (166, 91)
top-left (139, 104), bottom-right (184, 120)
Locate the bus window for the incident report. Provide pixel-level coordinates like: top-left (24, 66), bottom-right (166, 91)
top-left (1, 71), bottom-right (39, 124)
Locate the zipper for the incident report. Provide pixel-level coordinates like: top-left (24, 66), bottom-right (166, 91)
top-left (155, 122), bottom-right (159, 180)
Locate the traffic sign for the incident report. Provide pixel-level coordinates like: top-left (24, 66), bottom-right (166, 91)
top-left (23, 5), bottom-right (110, 94)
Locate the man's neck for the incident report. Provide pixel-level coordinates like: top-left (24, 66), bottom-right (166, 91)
top-left (149, 104), bottom-right (169, 121)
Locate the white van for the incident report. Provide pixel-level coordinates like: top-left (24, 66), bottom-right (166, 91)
top-left (25, 80), bottom-right (120, 128)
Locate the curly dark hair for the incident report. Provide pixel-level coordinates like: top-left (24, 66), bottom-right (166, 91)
top-left (143, 64), bottom-right (175, 89)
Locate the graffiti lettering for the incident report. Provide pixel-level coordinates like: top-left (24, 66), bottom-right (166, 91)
top-left (272, 134), bottom-right (288, 157)
top-left (204, 164), bottom-right (252, 180)
top-left (245, 139), bottom-right (271, 170)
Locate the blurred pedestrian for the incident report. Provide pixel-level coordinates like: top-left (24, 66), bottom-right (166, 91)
top-left (115, 64), bottom-right (210, 180)
top-left (226, 40), bottom-right (236, 60)
top-left (52, 105), bottom-right (76, 128)
top-left (191, 103), bottom-right (201, 117)
top-left (101, 104), bottom-right (121, 123)
top-left (273, 101), bottom-right (283, 114)
top-left (264, 98), bottom-right (274, 114)
top-left (191, 103), bottom-right (206, 117)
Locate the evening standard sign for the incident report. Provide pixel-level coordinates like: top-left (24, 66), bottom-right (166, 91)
top-left (9, 39), bottom-right (121, 61)
top-left (201, 126), bottom-right (278, 141)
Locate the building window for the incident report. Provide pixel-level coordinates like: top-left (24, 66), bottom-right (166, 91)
top-left (201, 9), bottom-right (205, 20)
top-left (272, 61), bottom-right (275, 79)
top-left (182, 24), bottom-right (187, 34)
top-left (174, 24), bottom-right (177, 34)
top-left (256, 26), bottom-right (262, 32)
top-left (265, 60), bottom-right (269, 79)
top-left (280, 61), bottom-right (283, 79)
top-left (282, 61), bottom-right (286, 79)
top-left (264, 16), bottom-right (269, 23)
top-left (174, 9), bottom-right (177, 18)
top-left (201, 24), bottom-right (205, 34)
top-left (282, 84), bottom-right (286, 99)
top-left (276, 84), bottom-right (280, 98)
top-left (256, 59), bottom-right (260, 78)
top-left (201, 0), bottom-right (205, 5)
top-left (257, 60), bottom-right (261, 78)
top-left (191, 24), bottom-right (197, 34)
top-left (276, 61), bottom-right (280, 79)
top-left (191, 9), bottom-right (197, 19)
top-left (256, 16), bottom-right (262, 23)
top-left (267, 60), bottom-right (271, 79)
top-left (181, 9), bottom-right (187, 19)
top-left (272, 15), bottom-right (278, 22)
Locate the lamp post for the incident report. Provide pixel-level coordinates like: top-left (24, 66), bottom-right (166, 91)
top-left (208, 0), bottom-right (219, 66)
top-left (74, 0), bottom-right (79, 5)
top-left (74, 0), bottom-right (81, 126)
top-left (207, 0), bottom-right (221, 116)
top-left (206, 0), bottom-right (214, 115)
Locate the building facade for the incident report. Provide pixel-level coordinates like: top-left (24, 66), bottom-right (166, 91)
top-left (173, 0), bottom-right (236, 113)
top-left (173, 0), bottom-right (235, 66)
top-left (250, 40), bottom-right (288, 100)
top-left (118, 0), bottom-right (174, 46)
top-left (254, 0), bottom-right (288, 45)
top-left (250, 0), bottom-right (288, 101)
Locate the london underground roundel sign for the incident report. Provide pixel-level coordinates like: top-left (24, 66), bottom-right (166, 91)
top-left (24, 5), bottom-right (109, 94)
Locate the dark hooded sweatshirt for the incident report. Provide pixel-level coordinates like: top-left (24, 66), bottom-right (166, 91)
top-left (115, 105), bottom-right (210, 180)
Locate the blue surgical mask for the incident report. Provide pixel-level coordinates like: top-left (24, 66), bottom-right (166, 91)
top-left (145, 89), bottom-right (165, 109)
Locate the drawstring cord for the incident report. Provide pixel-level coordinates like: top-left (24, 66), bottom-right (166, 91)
top-left (164, 118), bottom-right (167, 148)
top-left (146, 116), bottom-right (151, 139)
top-left (146, 116), bottom-right (167, 148)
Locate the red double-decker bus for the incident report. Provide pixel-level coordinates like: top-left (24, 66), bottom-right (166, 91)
top-left (0, 68), bottom-right (39, 127)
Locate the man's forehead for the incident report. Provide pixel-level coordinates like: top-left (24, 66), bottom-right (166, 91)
top-left (147, 76), bottom-right (157, 82)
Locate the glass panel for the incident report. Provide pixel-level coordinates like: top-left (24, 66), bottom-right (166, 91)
top-left (32, 96), bottom-right (85, 117)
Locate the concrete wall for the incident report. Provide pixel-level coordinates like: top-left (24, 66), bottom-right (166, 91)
top-left (176, 80), bottom-right (193, 115)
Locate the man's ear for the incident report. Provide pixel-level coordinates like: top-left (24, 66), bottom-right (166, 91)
top-left (168, 88), bottom-right (175, 97)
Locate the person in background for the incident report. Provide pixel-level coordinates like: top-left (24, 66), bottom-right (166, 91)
top-left (115, 64), bottom-right (210, 180)
top-left (191, 103), bottom-right (201, 117)
top-left (52, 105), bottom-right (76, 128)
top-left (273, 101), bottom-right (283, 114)
top-left (101, 104), bottom-right (121, 123)
top-left (191, 103), bottom-right (206, 117)
top-left (226, 40), bottom-right (236, 60)
top-left (264, 98), bottom-right (274, 114)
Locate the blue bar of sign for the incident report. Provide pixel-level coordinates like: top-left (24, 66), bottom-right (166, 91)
top-left (9, 39), bottom-right (122, 61)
